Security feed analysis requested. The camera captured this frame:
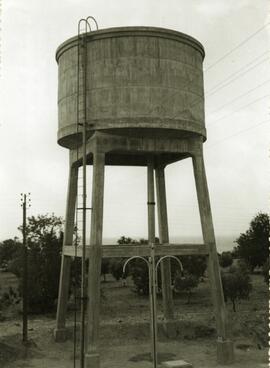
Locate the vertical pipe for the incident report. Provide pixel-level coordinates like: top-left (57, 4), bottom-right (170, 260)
top-left (147, 160), bottom-right (158, 368)
top-left (147, 159), bottom-right (155, 243)
top-left (22, 194), bottom-right (28, 343)
top-left (80, 32), bottom-right (88, 368)
top-left (150, 246), bottom-right (158, 368)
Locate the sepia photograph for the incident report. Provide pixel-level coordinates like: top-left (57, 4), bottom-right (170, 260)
top-left (0, 1), bottom-right (269, 367)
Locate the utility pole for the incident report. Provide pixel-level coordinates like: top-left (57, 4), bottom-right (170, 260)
top-left (20, 193), bottom-right (31, 343)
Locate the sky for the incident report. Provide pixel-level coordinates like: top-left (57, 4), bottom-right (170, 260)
top-left (0, 0), bottom-right (269, 246)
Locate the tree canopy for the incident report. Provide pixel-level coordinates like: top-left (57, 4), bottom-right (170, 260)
top-left (221, 264), bottom-right (252, 312)
top-left (234, 213), bottom-right (269, 270)
top-left (10, 213), bottom-right (63, 313)
top-left (0, 237), bottom-right (22, 268)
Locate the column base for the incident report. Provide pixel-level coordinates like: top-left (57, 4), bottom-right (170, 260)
top-left (85, 352), bottom-right (100, 368)
top-left (162, 319), bottom-right (177, 339)
top-left (54, 328), bottom-right (67, 342)
top-left (217, 339), bottom-right (234, 365)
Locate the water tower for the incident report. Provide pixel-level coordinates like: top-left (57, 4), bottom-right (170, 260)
top-left (54, 23), bottom-right (233, 367)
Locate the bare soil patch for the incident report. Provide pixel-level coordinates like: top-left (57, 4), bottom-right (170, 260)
top-left (0, 273), bottom-right (268, 367)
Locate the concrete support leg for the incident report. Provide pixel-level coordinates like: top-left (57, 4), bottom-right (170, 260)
top-left (54, 163), bottom-right (78, 342)
top-left (85, 152), bottom-right (105, 368)
top-left (192, 152), bottom-right (234, 365)
top-left (155, 166), bottom-right (176, 338)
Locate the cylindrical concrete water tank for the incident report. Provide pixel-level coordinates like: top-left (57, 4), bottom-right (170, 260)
top-left (56, 27), bottom-right (205, 149)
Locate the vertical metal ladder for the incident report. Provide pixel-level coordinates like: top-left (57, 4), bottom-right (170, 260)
top-left (74, 16), bottom-right (98, 368)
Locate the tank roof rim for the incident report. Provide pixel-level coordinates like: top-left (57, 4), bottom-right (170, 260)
top-left (55, 26), bottom-right (205, 62)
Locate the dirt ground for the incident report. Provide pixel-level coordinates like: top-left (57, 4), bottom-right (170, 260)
top-left (0, 273), bottom-right (268, 368)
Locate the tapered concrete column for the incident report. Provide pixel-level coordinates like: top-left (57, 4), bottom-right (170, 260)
top-left (54, 162), bottom-right (78, 342)
top-left (155, 166), bottom-right (176, 338)
top-left (192, 152), bottom-right (234, 365)
top-left (85, 151), bottom-right (105, 368)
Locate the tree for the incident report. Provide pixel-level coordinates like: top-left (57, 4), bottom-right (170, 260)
top-left (114, 236), bottom-right (206, 296)
top-left (180, 255), bottom-right (207, 279)
top-left (173, 273), bottom-right (199, 303)
top-left (234, 213), bottom-right (269, 271)
top-left (221, 264), bottom-right (252, 312)
top-left (219, 251), bottom-right (233, 268)
top-left (10, 214), bottom-right (63, 313)
top-left (117, 236), bottom-right (138, 245)
top-left (129, 260), bottom-right (150, 295)
top-left (115, 236), bottom-right (151, 294)
top-left (110, 259), bottom-right (125, 281)
top-left (0, 237), bottom-right (22, 268)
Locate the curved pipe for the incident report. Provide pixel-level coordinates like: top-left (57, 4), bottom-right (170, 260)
top-left (155, 255), bottom-right (183, 273)
top-left (86, 16), bottom-right (99, 30)
top-left (78, 18), bottom-right (91, 35)
top-left (122, 256), bottom-right (149, 276)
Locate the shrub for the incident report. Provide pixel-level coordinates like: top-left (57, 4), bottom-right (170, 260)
top-left (0, 287), bottom-right (20, 309)
top-left (180, 255), bottom-right (207, 279)
top-left (173, 273), bottom-right (199, 303)
top-left (221, 265), bottom-right (252, 312)
top-left (129, 260), bottom-right (150, 295)
top-left (110, 259), bottom-right (125, 281)
top-left (219, 252), bottom-right (233, 268)
top-left (0, 238), bottom-right (22, 268)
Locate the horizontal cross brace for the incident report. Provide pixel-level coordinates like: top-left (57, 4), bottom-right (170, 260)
top-left (63, 243), bottom-right (209, 258)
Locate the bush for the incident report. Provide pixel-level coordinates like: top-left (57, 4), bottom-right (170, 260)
top-left (114, 236), bottom-right (205, 298)
top-left (110, 259), bottom-right (125, 281)
top-left (0, 287), bottom-right (20, 309)
top-left (219, 252), bottom-right (233, 268)
top-left (9, 214), bottom-right (63, 313)
top-left (221, 265), bottom-right (252, 312)
top-left (0, 238), bottom-right (22, 268)
top-left (129, 260), bottom-right (150, 295)
top-left (173, 273), bottom-right (199, 303)
top-left (180, 255), bottom-right (207, 279)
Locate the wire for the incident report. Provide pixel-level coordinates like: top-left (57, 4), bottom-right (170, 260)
top-left (205, 119), bottom-right (269, 149)
top-left (206, 55), bottom-right (269, 95)
top-left (207, 94), bottom-right (270, 127)
top-left (204, 23), bottom-right (270, 72)
top-left (207, 79), bottom-right (270, 115)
